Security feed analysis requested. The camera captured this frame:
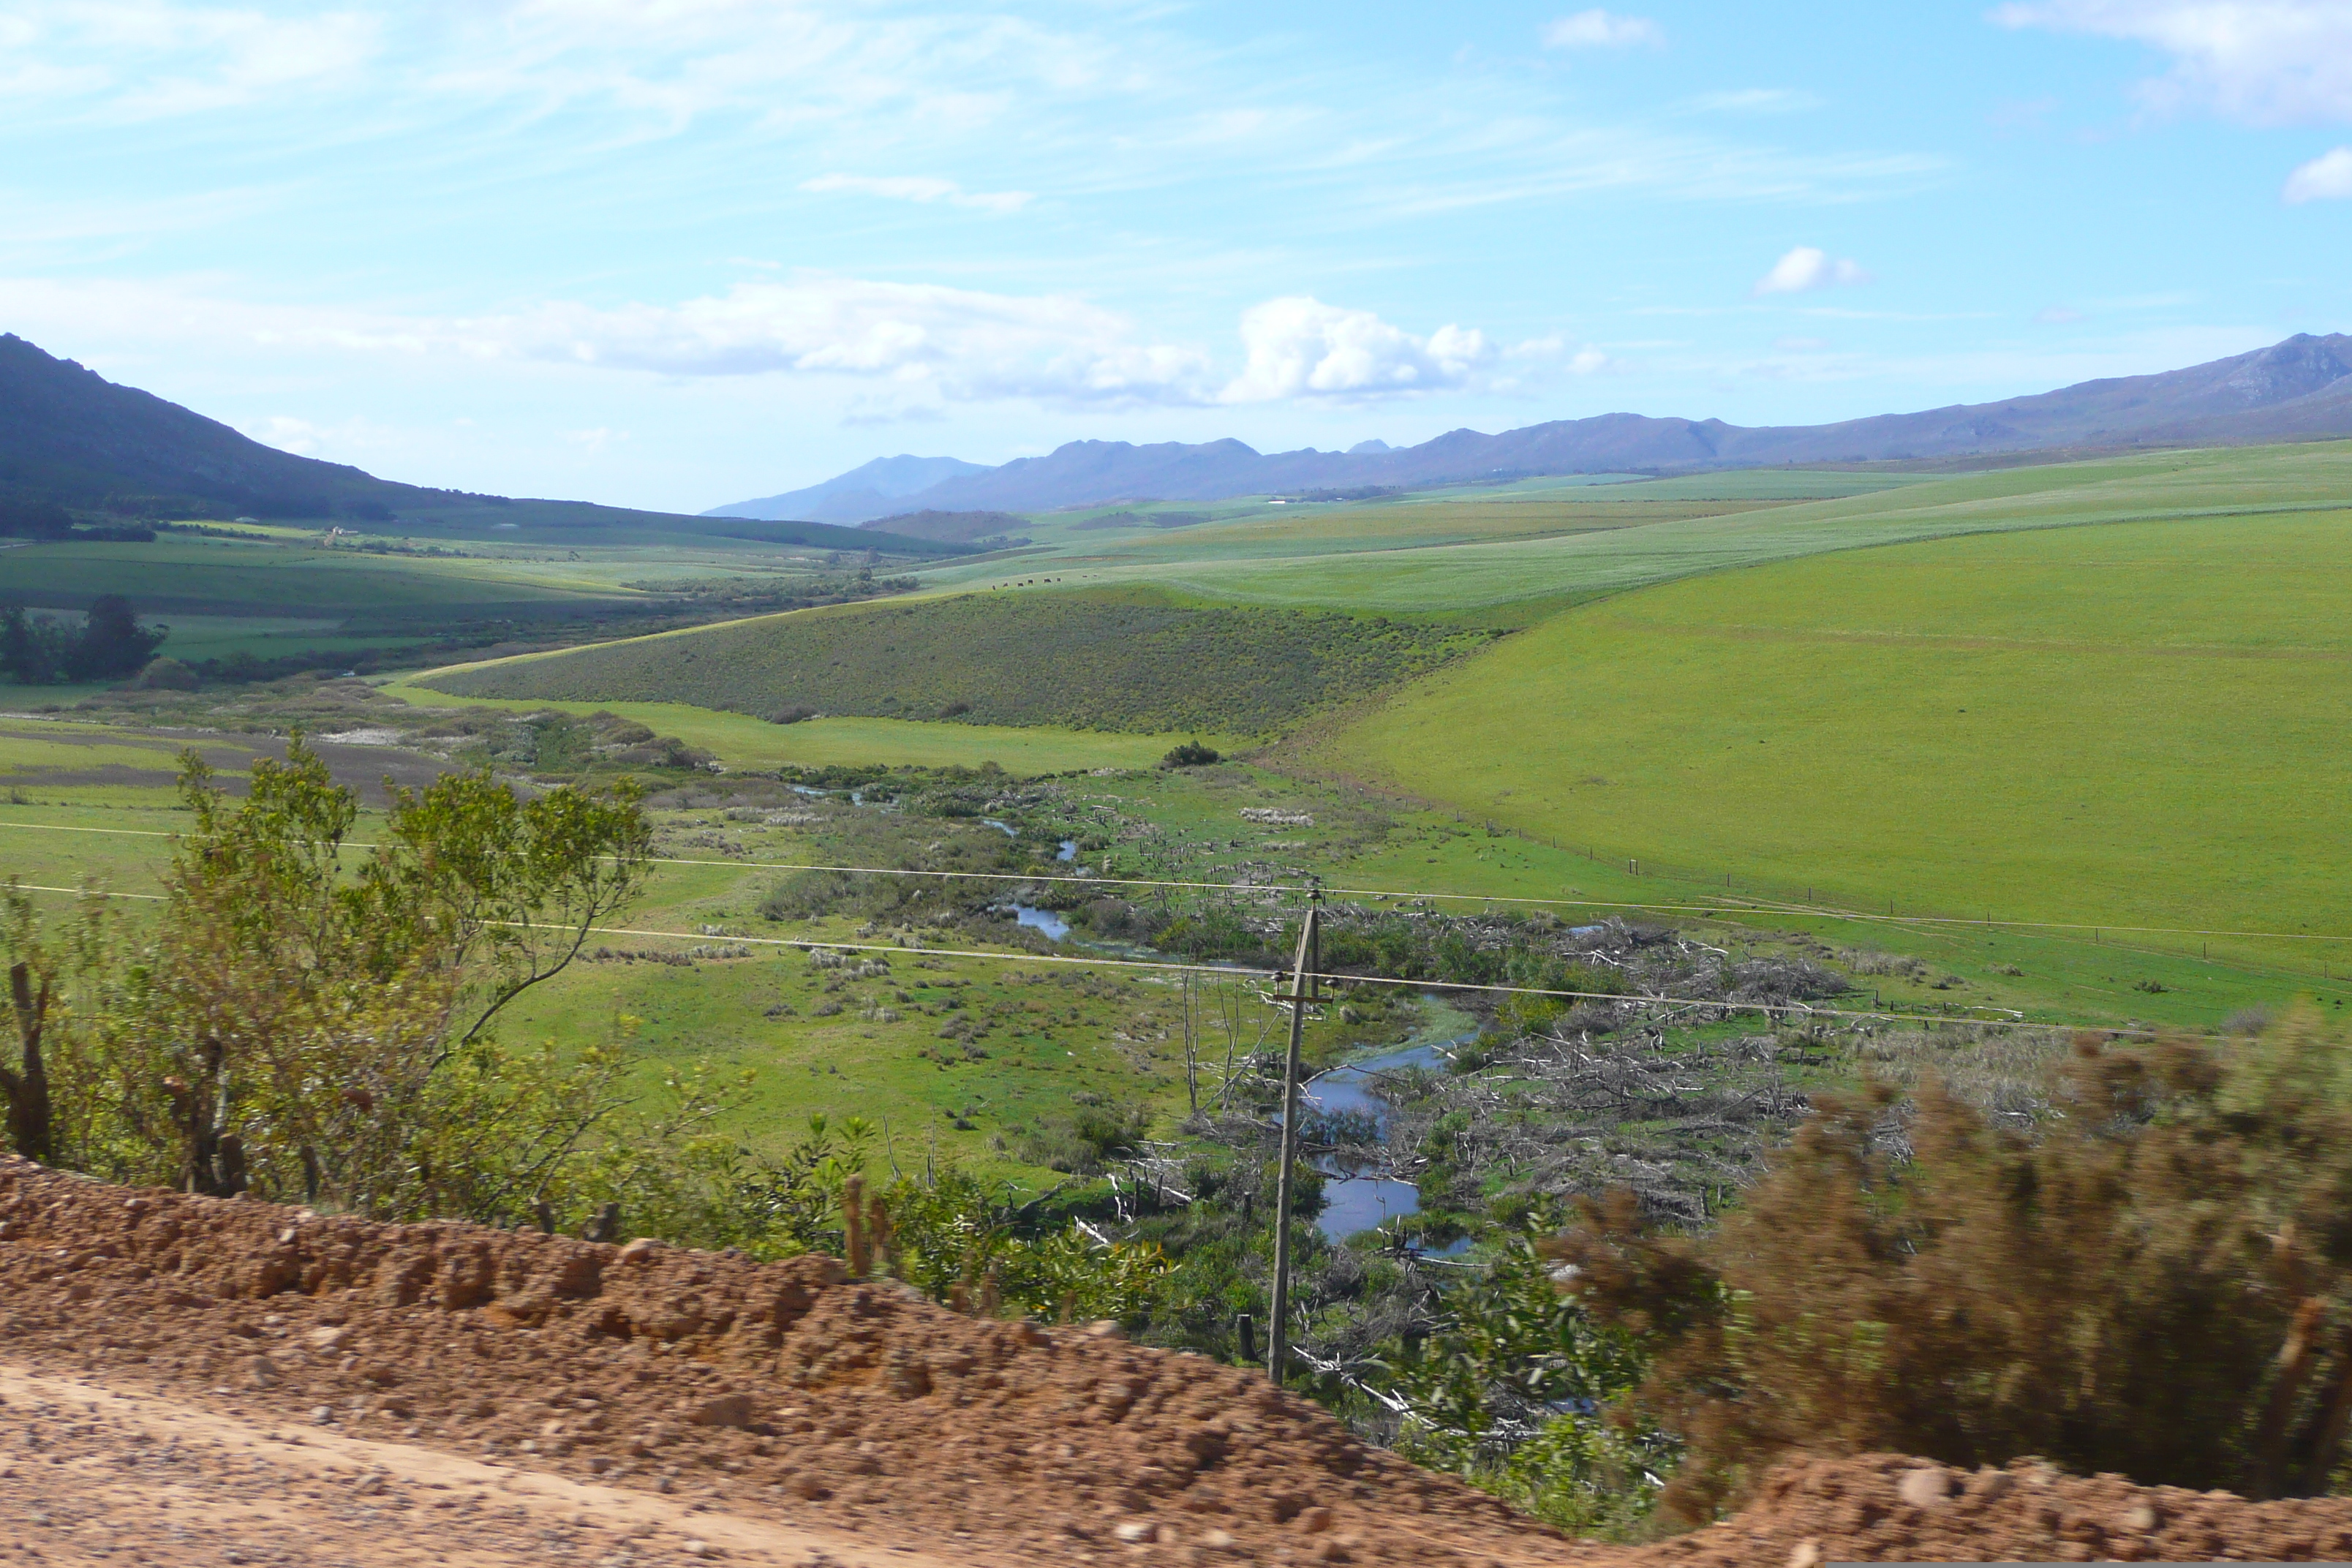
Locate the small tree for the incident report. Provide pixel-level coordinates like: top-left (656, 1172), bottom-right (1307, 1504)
top-left (64, 595), bottom-right (167, 681)
top-left (0, 607), bottom-right (72, 684)
top-left (0, 737), bottom-right (654, 1220)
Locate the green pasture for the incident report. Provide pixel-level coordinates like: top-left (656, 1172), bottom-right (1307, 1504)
top-left (911, 468), bottom-right (1934, 594)
top-left (1323, 506), bottom-right (2352, 981)
top-left (0, 535), bottom-right (640, 618)
top-left (374, 679), bottom-right (1214, 773)
top-left (957, 441), bottom-right (2352, 615)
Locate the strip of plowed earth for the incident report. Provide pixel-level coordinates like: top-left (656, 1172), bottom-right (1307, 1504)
top-left (12, 1158), bottom-right (2352, 1566)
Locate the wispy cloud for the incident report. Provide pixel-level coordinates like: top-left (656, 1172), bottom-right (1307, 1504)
top-left (800, 173), bottom-right (1033, 214)
top-left (1752, 246), bottom-right (1872, 295)
top-left (0, 2), bottom-right (379, 118)
top-left (1541, 10), bottom-right (1663, 50)
top-left (2283, 146), bottom-right (2352, 200)
top-left (1994, 1), bottom-right (2352, 125)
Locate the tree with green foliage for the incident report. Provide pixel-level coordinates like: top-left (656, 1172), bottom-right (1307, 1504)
top-left (1375, 1232), bottom-right (1668, 1537)
top-left (62, 595), bottom-right (167, 681)
top-left (0, 497), bottom-right (73, 539)
top-left (0, 607), bottom-right (69, 683)
top-left (0, 737), bottom-right (653, 1220)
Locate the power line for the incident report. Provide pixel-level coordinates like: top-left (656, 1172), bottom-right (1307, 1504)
top-left (0, 880), bottom-right (2135, 1033)
top-left (5, 815), bottom-right (2350, 949)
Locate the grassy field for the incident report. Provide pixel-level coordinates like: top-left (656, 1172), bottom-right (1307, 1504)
top-left (1322, 505), bottom-right (2352, 980)
top-left (372, 681), bottom-right (1218, 772)
top-left (946, 442), bottom-right (2352, 615)
top-left (413, 588), bottom-right (1490, 737)
top-left (0, 534), bottom-right (643, 618)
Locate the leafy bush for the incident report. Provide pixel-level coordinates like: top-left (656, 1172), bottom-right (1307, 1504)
top-left (1555, 1010), bottom-right (2352, 1522)
top-left (1162, 740), bottom-right (1221, 768)
top-left (1014, 1094), bottom-right (1152, 1175)
top-left (1838, 946), bottom-right (1929, 980)
top-left (128, 656), bottom-right (198, 691)
top-left (0, 738), bottom-right (652, 1222)
top-left (1379, 1235), bottom-right (1669, 1537)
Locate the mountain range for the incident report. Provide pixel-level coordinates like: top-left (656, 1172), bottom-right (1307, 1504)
top-left (706, 333), bottom-right (2352, 522)
top-left (0, 333), bottom-right (959, 555)
top-left (9, 328), bottom-right (2352, 538)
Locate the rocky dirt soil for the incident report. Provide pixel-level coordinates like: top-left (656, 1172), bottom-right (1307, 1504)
top-left (7, 1156), bottom-right (2352, 1565)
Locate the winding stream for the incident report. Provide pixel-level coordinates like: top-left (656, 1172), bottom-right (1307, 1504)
top-left (1300, 1032), bottom-right (1471, 1245)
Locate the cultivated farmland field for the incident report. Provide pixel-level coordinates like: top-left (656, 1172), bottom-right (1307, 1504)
top-left (1322, 508), bottom-right (2352, 975)
top-left (964, 442), bottom-right (2352, 614)
top-left (416, 589), bottom-right (1493, 736)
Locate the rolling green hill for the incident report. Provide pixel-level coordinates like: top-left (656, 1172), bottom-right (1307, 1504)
top-left (418, 588), bottom-right (1493, 736)
top-left (1320, 507), bottom-right (2352, 971)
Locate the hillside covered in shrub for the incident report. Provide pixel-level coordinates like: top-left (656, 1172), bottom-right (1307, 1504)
top-left (423, 589), bottom-right (1494, 736)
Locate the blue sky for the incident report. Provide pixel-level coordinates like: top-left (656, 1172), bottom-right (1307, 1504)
top-left (5, 1), bottom-right (2352, 511)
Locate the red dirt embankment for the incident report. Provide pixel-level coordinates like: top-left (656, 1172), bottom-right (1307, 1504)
top-left (10, 1156), bottom-right (2352, 1566)
top-left (0, 1158), bottom-right (1550, 1567)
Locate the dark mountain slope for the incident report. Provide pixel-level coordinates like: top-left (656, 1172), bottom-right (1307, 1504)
top-left (0, 333), bottom-right (965, 555)
top-left (0, 333), bottom-right (404, 516)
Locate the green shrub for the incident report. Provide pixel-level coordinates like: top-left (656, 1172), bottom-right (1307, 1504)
top-left (129, 656), bottom-right (199, 691)
top-left (1381, 1235), bottom-right (1666, 1537)
top-left (1014, 1095), bottom-right (1151, 1175)
top-left (1162, 740), bottom-right (1221, 768)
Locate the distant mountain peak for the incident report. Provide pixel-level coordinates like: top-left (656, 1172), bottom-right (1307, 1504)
top-left (703, 453), bottom-right (987, 524)
top-left (704, 332), bottom-right (2352, 524)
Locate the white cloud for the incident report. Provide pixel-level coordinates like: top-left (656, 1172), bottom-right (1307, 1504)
top-left (1541, 9), bottom-right (1662, 49)
top-left (464, 278), bottom-right (1211, 404)
top-left (1751, 246), bottom-right (1872, 295)
top-left (800, 173), bottom-right (1033, 214)
top-left (1994, 1), bottom-right (2352, 124)
top-left (2037, 305), bottom-right (2086, 323)
top-left (1218, 296), bottom-right (1493, 403)
top-left (2283, 145), bottom-right (2352, 200)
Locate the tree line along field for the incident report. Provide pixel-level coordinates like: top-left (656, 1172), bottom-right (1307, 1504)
top-left (418, 587), bottom-right (1494, 736)
top-left (1322, 505), bottom-right (2352, 981)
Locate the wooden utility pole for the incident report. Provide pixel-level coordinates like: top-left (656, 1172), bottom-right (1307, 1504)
top-left (1267, 891), bottom-right (1322, 1387)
